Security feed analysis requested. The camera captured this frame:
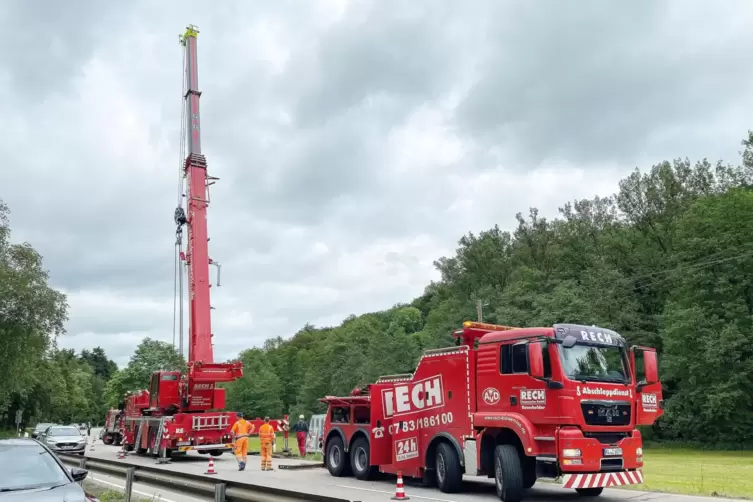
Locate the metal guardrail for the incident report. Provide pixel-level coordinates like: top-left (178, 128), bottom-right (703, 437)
top-left (57, 453), bottom-right (357, 502)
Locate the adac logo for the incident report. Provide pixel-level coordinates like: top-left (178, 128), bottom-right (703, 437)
top-left (482, 387), bottom-right (501, 405)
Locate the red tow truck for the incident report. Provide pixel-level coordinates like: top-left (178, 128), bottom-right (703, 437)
top-left (113, 25), bottom-right (286, 458)
top-left (100, 409), bottom-right (124, 446)
top-left (320, 321), bottom-right (663, 501)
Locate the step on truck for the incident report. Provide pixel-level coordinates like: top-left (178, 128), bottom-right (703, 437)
top-left (319, 321), bottom-right (663, 502)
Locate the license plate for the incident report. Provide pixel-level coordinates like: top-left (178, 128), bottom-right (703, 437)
top-left (176, 441), bottom-right (191, 446)
top-left (603, 447), bottom-right (622, 456)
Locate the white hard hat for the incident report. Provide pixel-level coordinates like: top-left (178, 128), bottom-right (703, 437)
top-left (299, 414), bottom-right (305, 419)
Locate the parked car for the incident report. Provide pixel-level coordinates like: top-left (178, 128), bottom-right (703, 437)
top-left (0, 437), bottom-right (100, 501)
top-left (31, 423), bottom-right (54, 440)
top-left (38, 426), bottom-right (87, 455)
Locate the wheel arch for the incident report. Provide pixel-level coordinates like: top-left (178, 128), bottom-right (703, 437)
top-left (480, 427), bottom-right (526, 475)
top-left (348, 427), bottom-right (370, 451)
top-left (325, 427), bottom-right (347, 452)
top-left (425, 432), bottom-right (464, 469)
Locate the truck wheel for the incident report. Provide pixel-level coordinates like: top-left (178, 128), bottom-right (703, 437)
top-left (325, 436), bottom-right (351, 477)
top-left (102, 433), bottom-right (114, 446)
top-left (493, 445), bottom-right (524, 502)
top-left (209, 450), bottom-right (224, 457)
top-left (435, 442), bottom-right (463, 493)
top-left (576, 487), bottom-right (604, 497)
top-left (349, 437), bottom-right (374, 480)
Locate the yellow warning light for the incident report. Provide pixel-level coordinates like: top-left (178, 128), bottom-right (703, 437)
top-left (463, 321), bottom-right (519, 331)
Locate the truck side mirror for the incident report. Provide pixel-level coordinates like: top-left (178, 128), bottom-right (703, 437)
top-left (528, 342), bottom-right (545, 379)
top-left (644, 350), bottom-right (659, 384)
top-left (562, 335), bottom-right (577, 349)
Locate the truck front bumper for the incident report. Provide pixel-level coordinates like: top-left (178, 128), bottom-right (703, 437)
top-left (562, 470), bottom-right (643, 489)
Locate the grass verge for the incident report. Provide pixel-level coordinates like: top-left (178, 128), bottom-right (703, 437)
top-left (623, 448), bottom-right (753, 499)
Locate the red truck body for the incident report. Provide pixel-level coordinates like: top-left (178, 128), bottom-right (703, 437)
top-left (100, 408), bottom-right (124, 446)
top-left (320, 321), bottom-right (663, 501)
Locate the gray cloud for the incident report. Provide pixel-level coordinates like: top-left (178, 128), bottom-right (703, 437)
top-left (2, 0), bottom-right (753, 367)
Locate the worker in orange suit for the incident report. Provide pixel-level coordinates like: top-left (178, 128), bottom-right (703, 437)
top-left (258, 416), bottom-right (276, 471)
top-left (230, 412), bottom-right (255, 471)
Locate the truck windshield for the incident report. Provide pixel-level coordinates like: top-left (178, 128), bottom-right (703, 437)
top-left (559, 343), bottom-right (627, 383)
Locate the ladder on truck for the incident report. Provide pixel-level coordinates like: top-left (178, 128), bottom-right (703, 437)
top-left (192, 414), bottom-right (230, 431)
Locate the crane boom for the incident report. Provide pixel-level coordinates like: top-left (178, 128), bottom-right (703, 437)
top-left (174, 25), bottom-right (242, 410)
top-left (180, 25), bottom-right (213, 364)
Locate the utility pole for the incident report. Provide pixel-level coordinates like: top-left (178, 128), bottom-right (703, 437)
top-left (476, 298), bottom-right (488, 322)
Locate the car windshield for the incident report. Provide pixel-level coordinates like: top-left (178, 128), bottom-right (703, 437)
top-left (0, 444), bottom-right (70, 491)
top-left (34, 423), bottom-right (52, 432)
top-left (559, 343), bottom-right (627, 383)
top-left (47, 427), bottom-right (80, 437)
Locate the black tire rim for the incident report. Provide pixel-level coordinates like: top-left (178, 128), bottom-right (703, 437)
top-left (329, 445), bottom-right (341, 468)
top-left (437, 453), bottom-right (446, 484)
top-left (495, 460), bottom-right (504, 496)
top-left (355, 447), bottom-right (367, 472)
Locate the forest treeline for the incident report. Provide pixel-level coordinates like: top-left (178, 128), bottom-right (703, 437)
top-left (223, 131), bottom-right (753, 449)
top-left (3, 131), bottom-right (753, 447)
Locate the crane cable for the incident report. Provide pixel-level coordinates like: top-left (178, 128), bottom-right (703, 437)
top-left (172, 41), bottom-right (188, 355)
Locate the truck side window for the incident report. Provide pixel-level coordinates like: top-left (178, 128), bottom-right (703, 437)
top-left (500, 344), bottom-right (528, 374)
top-left (540, 341), bottom-right (553, 378)
top-left (501, 341), bottom-right (553, 377)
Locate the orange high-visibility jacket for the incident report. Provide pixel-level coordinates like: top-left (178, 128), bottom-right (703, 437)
top-left (259, 423), bottom-right (275, 443)
top-left (232, 419), bottom-right (255, 438)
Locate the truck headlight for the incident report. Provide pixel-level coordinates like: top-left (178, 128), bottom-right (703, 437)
top-left (562, 449), bottom-right (581, 458)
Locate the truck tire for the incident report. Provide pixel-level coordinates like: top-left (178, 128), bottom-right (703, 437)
top-left (325, 436), bottom-right (350, 477)
top-left (435, 442), bottom-right (463, 493)
top-left (576, 487), bottom-right (604, 497)
top-left (102, 433), bottom-right (113, 446)
top-left (349, 437), bottom-right (374, 480)
top-left (493, 445), bottom-right (524, 502)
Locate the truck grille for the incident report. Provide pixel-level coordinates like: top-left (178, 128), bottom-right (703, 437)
top-left (584, 432), bottom-right (629, 444)
top-left (581, 400), bottom-right (631, 426)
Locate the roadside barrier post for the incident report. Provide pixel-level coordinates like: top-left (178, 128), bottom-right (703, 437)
top-left (124, 467), bottom-right (135, 502)
top-left (79, 456), bottom-right (86, 469)
top-left (214, 483), bottom-right (226, 502)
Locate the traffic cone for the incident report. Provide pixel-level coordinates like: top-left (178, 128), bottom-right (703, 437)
top-left (391, 471), bottom-right (410, 500)
top-left (205, 456), bottom-right (218, 475)
top-left (89, 438), bottom-right (95, 451)
top-left (117, 448), bottom-right (125, 459)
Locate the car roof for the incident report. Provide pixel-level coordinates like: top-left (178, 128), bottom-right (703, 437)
top-left (0, 438), bottom-right (45, 449)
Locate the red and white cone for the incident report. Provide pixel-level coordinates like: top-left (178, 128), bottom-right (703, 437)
top-left (205, 456), bottom-right (218, 475)
top-left (89, 438), bottom-right (95, 451)
top-left (391, 471), bottom-right (410, 500)
top-left (117, 448), bottom-right (125, 459)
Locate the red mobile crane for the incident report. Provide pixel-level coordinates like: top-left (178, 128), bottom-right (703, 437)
top-left (119, 25), bottom-right (288, 458)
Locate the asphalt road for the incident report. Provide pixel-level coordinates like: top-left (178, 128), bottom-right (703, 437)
top-left (83, 429), bottom-right (742, 502)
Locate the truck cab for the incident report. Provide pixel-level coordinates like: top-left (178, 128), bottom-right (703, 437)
top-left (319, 321), bottom-right (663, 502)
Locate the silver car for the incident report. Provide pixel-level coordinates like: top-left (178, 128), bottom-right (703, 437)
top-left (39, 425), bottom-right (87, 455)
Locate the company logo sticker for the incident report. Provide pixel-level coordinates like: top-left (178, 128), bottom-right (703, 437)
top-left (482, 387), bottom-right (501, 405)
top-left (641, 393), bottom-right (658, 412)
top-left (520, 389), bottom-right (546, 410)
top-left (381, 375), bottom-right (444, 418)
top-left (576, 386), bottom-right (631, 399)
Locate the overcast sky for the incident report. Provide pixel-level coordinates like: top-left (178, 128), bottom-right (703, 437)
top-left (2, 0), bottom-right (753, 367)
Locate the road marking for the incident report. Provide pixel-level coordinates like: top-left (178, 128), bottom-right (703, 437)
top-left (334, 484), bottom-right (456, 502)
top-left (88, 473), bottom-right (179, 502)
